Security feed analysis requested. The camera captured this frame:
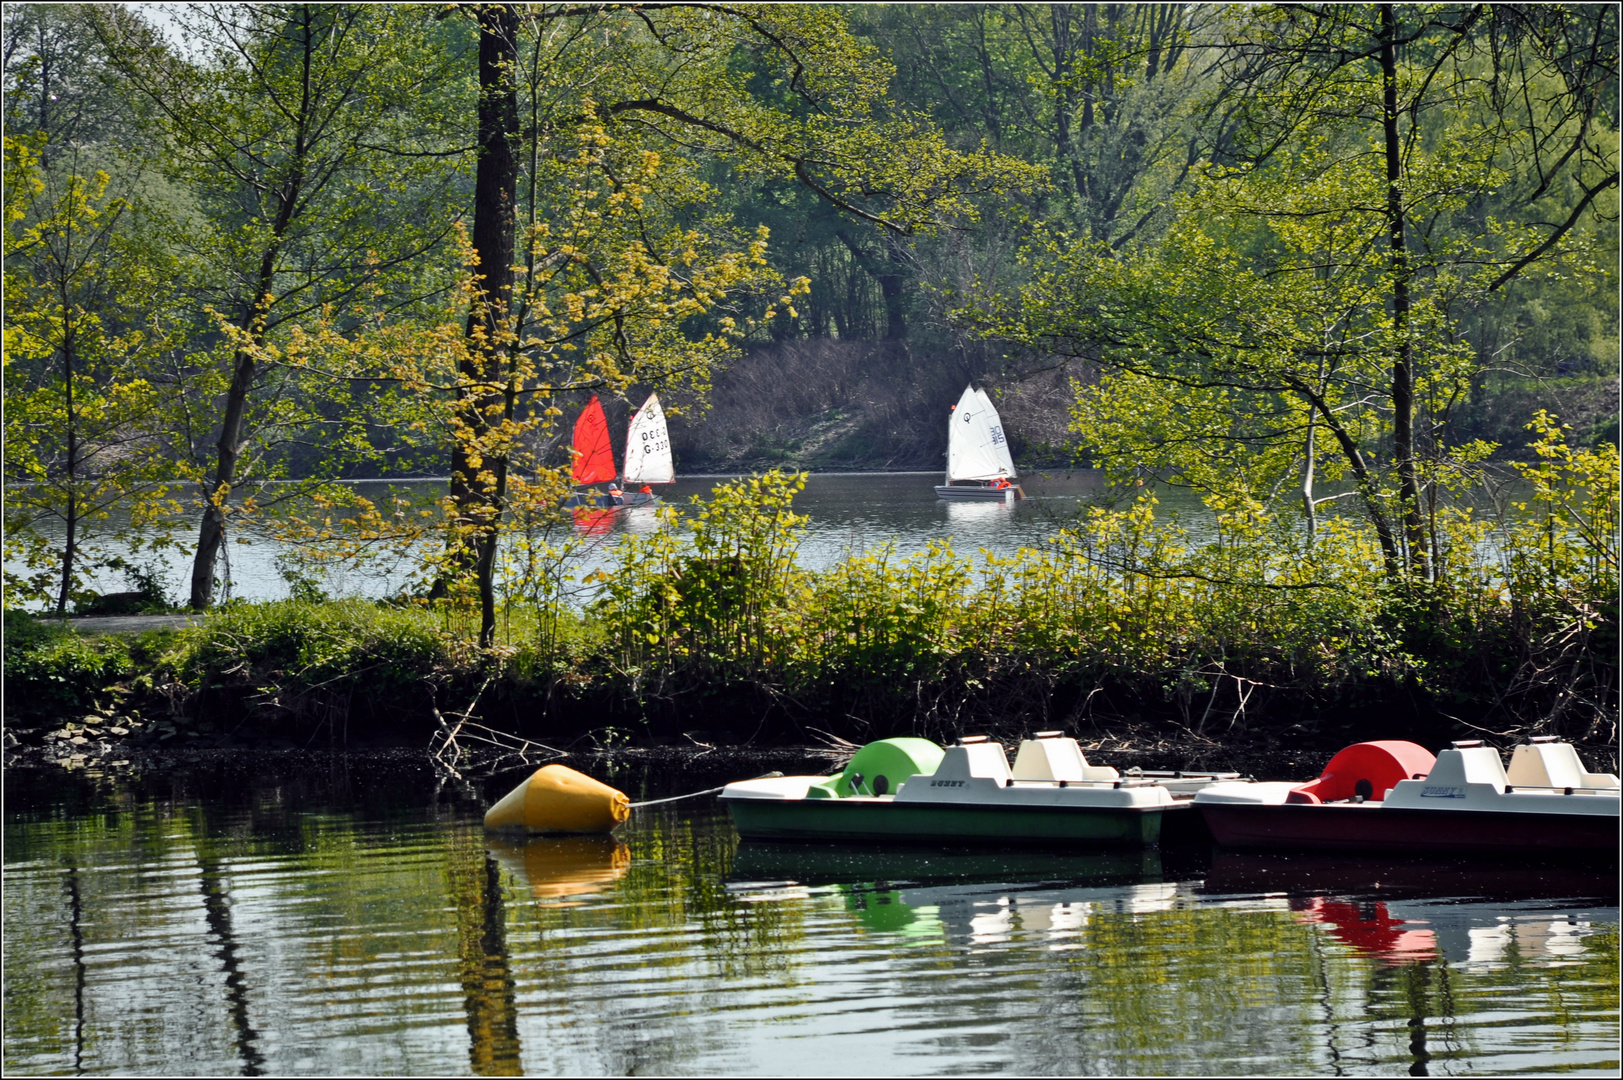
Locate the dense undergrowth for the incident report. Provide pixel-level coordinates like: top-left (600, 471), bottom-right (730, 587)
top-left (5, 428), bottom-right (1616, 754)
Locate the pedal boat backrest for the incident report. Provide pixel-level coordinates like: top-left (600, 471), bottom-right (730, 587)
top-left (1378, 740), bottom-right (1521, 811)
top-left (1505, 738), bottom-right (1621, 790)
top-left (924, 739), bottom-right (1014, 787)
top-left (1011, 734), bottom-right (1120, 783)
top-left (1414, 742), bottom-right (1508, 791)
top-left (1285, 740), bottom-right (1437, 804)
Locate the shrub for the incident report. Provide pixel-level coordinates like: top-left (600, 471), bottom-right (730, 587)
top-left (2, 611), bottom-right (133, 725)
top-left (175, 599), bottom-right (451, 687)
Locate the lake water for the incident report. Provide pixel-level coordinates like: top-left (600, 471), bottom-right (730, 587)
top-left (4, 753), bottom-right (1617, 1076)
top-left (11, 471), bottom-right (1208, 606)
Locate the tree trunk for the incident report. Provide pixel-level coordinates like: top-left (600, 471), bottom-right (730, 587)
top-left (189, 331), bottom-right (264, 609)
top-left (444, 3), bottom-right (518, 646)
top-left (880, 232), bottom-right (908, 341)
top-left (56, 289), bottom-right (78, 615)
top-left (1049, 6), bottom-right (1078, 200)
top-left (1381, 4), bottom-right (1429, 579)
top-left (1300, 410), bottom-right (1317, 547)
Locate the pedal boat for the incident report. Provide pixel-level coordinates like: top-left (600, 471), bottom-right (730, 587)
top-left (1193, 737), bottom-right (1620, 855)
top-left (719, 733), bottom-right (1237, 847)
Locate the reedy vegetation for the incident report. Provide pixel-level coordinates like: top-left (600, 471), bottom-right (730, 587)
top-left (8, 432), bottom-right (1613, 747)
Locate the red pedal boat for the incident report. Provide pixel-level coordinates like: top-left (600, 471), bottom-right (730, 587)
top-left (1193, 737), bottom-right (1619, 855)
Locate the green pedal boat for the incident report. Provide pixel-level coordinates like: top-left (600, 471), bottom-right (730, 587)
top-left (719, 733), bottom-right (1238, 847)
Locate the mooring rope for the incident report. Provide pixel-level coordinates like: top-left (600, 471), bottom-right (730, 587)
top-left (629, 771), bottom-right (783, 808)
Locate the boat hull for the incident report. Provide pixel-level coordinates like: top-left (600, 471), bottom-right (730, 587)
top-left (561, 491), bottom-right (659, 509)
top-left (726, 796), bottom-right (1175, 846)
top-left (934, 485), bottom-right (1019, 500)
top-left (1199, 803), bottom-right (1619, 855)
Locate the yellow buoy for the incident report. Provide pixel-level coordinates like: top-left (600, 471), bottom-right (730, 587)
top-left (483, 764), bottom-right (630, 834)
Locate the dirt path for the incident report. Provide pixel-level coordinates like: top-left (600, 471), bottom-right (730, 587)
top-left (45, 614), bottom-right (202, 635)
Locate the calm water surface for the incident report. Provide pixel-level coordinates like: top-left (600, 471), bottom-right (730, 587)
top-left (4, 753), bottom-right (1616, 1076)
top-left (15, 471), bottom-right (1194, 604)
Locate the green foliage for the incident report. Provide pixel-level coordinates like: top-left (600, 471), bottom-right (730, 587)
top-left (172, 599), bottom-right (455, 700)
top-left (572, 448), bottom-right (1615, 741)
top-left (2, 613), bottom-right (132, 725)
top-left (1507, 412), bottom-right (1621, 588)
top-left (2, 135), bottom-right (186, 612)
top-left (9, 437), bottom-right (1611, 743)
top-left (591, 470), bottom-right (810, 684)
top-left (793, 540), bottom-right (972, 690)
top-left (1, 4), bottom-right (1612, 744)
top-left (87, 3), bottom-right (473, 608)
top-left (72, 555), bottom-right (175, 615)
top-left (1, 607), bottom-right (64, 652)
top-left (967, 4), bottom-right (1617, 583)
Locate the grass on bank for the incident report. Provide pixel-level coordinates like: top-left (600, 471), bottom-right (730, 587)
top-left (4, 424), bottom-right (1616, 749)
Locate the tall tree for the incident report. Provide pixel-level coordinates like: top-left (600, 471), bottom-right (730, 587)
top-left (2, 4), bottom-right (137, 166)
top-left (3, 137), bottom-right (182, 612)
top-left (92, 3), bottom-right (468, 608)
top-left (852, 3), bottom-right (1203, 242)
top-left (976, 3), bottom-right (1618, 580)
top-left (434, 3), bottom-right (520, 636)
top-left (424, 3), bottom-right (1037, 640)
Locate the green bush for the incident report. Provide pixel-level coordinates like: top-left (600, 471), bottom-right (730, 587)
top-left (173, 599), bottom-right (453, 696)
top-left (576, 443), bottom-right (1616, 742)
top-left (12, 422), bottom-right (1612, 745)
top-left (3, 611), bottom-right (133, 725)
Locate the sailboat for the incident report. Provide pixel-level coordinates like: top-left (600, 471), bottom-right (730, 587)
top-left (563, 393), bottom-right (673, 508)
top-left (935, 384), bottom-right (1024, 500)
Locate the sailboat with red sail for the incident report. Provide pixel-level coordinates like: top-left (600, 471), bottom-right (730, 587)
top-left (563, 393), bottom-right (671, 508)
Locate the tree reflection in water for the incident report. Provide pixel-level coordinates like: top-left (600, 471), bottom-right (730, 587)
top-left (1, 760), bottom-right (1615, 1075)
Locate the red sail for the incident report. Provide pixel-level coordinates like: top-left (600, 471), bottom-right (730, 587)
top-left (572, 396), bottom-right (617, 484)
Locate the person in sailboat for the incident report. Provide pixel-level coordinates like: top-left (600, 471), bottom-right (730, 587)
top-left (936, 384), bottom-right (1023, 499)
top-left (620, 392), bottom-right (674, 506)
top-left (567, 392), bottom-right (675, 508)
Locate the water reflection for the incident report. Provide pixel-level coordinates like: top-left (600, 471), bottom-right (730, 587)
top-left (1293, 898), bottom-right (1441, 965)
top-left (1203, 850), bottom-right (1618, 901)
top-left (619, 505), bottom-right (664, 535)
top-left (729, 844), bottom-right (1166, 947)
top-left (570, 506), bottom-right (616, 537)
top-left (197, 856), bottom-right (267, 1075)
top-left (728, 841), bottom-right (1160, 885)
top-left (3, 763), bottom-right (1617, 1076)
top-left (451, 838), bottom-right (520, 1076)
top-left (487, 836), bottom-right (630, 903)
top-left (942, 497), bottom-right (1015, 527)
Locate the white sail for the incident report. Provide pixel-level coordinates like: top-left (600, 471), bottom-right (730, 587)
top-left (977, 387), bottom-right (1018, 477)
top-left (623, 393), bottom-right (674, 484)
top-left (946, 384), bottom-right (1015, 482)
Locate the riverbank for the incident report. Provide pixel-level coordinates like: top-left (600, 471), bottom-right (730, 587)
top-left (6, 451), bottom-right (1616, 774)
top-left (4, 595), bottom-right (1614, 779)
